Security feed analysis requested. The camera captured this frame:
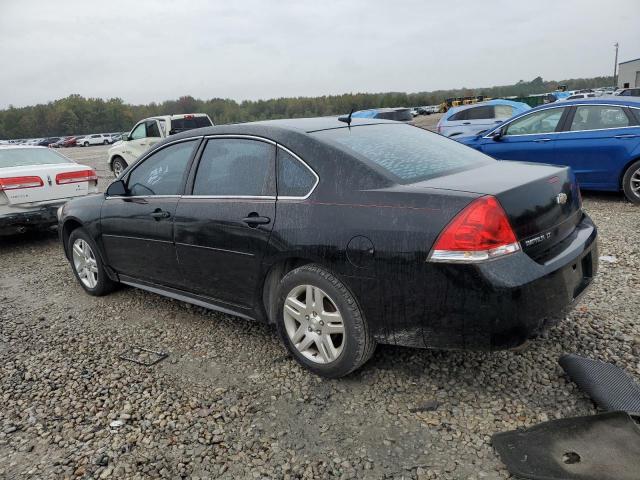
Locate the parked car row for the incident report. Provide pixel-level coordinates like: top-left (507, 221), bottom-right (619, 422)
top-left (1, 133), bottom-right (125, 148)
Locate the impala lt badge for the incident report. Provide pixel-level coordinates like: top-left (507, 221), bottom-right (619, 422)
top-left (556, 192), bottom-right (568, 205)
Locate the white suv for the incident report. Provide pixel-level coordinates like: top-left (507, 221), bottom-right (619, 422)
top-left (78, 134), bottom-right (111, 147)
top-left (107, 113), bottom-right (213, 176)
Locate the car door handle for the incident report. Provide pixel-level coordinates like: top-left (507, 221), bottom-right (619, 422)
top-left (462, 122), bottom-right (471, 125)
top-left (614, 134), bottom-right (638, 139)
top-left (534, 138), bottom-right (552, 143)
top-left (150, 209), bottom-right (171, 220)
top-left (242, 214), bottom-right (271, 227)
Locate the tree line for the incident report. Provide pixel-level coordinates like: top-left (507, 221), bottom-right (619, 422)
top-left (0, 75), bottom-right (613, 139)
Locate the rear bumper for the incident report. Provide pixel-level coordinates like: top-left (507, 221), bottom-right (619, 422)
top-left (428, 213), bottom-right (598, 350)
top-left (0, 204), bottom-right (61, 235)
top-left (369, 213), bottom-right (598, 350)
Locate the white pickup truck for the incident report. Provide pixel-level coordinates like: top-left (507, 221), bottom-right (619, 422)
top-left (107, 113), bottom-right (213, 176)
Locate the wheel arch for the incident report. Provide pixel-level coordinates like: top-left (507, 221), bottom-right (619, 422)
top-left (619, 154), bottom-right (640, 189)
top-left (261, 257), bottom-right (315, 325)
top-left (61, 217), bottom-right (84, 259)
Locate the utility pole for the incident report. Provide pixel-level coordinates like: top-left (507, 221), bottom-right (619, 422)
top-left (613, 42), bottom-right (619, 88)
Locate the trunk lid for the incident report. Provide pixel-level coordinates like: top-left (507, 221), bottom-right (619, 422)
top-left (415, 161), bottom-right (582, 261)
top-left (1, 163), bottom-right (93, 206)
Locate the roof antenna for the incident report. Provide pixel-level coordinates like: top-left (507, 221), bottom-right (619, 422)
top-left (338, 108), bottom-right (355, 127)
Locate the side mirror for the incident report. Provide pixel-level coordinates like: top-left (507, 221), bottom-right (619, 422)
top-left (106, 179), bottom-right (127, 197)
top-left (491, 129), bottom-right (504, 141)
top-left (121, 134), bottom-right (130, 142)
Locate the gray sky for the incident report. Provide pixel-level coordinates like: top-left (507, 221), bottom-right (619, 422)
top-left (1, 0), bottom-right (639, 108)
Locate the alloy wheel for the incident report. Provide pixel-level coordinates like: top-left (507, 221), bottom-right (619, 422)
top-left (72, 239), bottom-right (99, 289)
top-left (113, 161), bottom-right (124, 177)
top-left (283, 284), bottom-right (345, 364)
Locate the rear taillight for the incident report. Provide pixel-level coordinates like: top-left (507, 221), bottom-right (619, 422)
top-left (0, 176), bottom-right (44, 191)
top-left (428, 195), bottom-right (520, 263)
top-left (55, 169), bottom-right (98, 185)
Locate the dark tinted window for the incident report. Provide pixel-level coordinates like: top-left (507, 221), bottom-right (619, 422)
top-left (170, 116), bottom-right (213, 133)
top-left (466, 105), bottom-right (495, 120)
top-left (313, 124), bottom-right (494, 183)
top-left (193, 139), bottom-right (275, 196)
top-left (448, 109), bottom-right (468, 121)
top-left (277, 149), bottom-right (316, 197)
top-left (146, 121), bottom-right (161, 137)
top-left (127, 140), bottom-right (197, 196)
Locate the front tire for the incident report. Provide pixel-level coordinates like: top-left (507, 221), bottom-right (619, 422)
top-left (68, 228), bottom-right (116, 296)
top-left (83, 141), bottom-right (89, 147)
top-left (622, 160), bottom-right (640, 204)
top-left (111, 157), bottom-right (128, 177)
top-left (275, 264), bottom-right (376, 378)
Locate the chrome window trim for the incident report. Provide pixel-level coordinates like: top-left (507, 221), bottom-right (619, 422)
top-left (180, 134), bottom-right (319, 201)
top-left (105, 195), bottom-right (181, 200)
top-left (483, 103), bottom-right (640, 138)
top-left (182, 195), bottom-right (277, 200)
top-left (276, 143), bottom-right (319, 200)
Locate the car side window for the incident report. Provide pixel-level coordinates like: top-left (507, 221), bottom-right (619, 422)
top-left (192, 139), bottom-right (275, 196)
top-left (130, 122), bottom-right (146, 140)
top-left (570, 105), bottom-right (630, 131)
top-left (465, 105), bottom-right (495, 120)
top-left (126, 140), bottom-right (197, 196)
top-left (448, 109), bottom-right (468, 121)
top-left (277, 148), bottom-right (316, 197)
top-left (494, 105), bottom-right (514, 119)
top-left (505, 108), bottom-right (564, 136)
top-left (146, 121), bottom-right (161, 138)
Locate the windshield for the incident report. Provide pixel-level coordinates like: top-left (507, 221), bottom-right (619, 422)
top-left (313, 123), bottom-right (494, 183)
top-left (0, 148), bottom-right (73, 168)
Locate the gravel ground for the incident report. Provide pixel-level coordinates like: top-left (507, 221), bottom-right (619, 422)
top-left (1, 145), bottom-right (639, 479)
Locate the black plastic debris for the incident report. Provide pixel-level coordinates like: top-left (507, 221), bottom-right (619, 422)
top-left (492, 412), bottom-right (640, 480)
top-left (559, 354), bottom-right (640, 413)
top-left (119, 346), bottom-right (168, 366)
top-left (492, 411), bottom-right (640, 480)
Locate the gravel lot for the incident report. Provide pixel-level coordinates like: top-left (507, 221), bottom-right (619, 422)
top-left (1, 144), bottom-right (639, 479)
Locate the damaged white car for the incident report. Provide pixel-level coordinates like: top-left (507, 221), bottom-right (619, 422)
top-left (0, 146), bottom-right (98, 235)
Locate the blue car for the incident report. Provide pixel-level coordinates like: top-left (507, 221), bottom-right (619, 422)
top-left (458, 98), bottom-right (640, 203)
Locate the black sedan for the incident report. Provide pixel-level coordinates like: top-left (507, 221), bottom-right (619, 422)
top-left (58, 117), bottom-right (598, 377)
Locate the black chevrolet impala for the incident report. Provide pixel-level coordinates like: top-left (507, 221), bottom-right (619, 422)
top-left (58, 117), bottom-right (598, 377)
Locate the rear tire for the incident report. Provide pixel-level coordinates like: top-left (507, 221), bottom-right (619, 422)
top-left (112, 157), bottom-right (128, 177)
top-left (103, 139), bottom-right (109, 145)
top-left (68, 228), bottom-right (116, 296)
top-left (274, 264), bottom-right (376, 378)
top-left (622, 160), bottom-right (640, 204)
top-left (83, 141), bottom-right (89, 147)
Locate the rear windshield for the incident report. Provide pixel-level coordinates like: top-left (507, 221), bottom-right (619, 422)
top-left (0, 148), bottom-right (73, 168)
top-left (313, 124), bottom-right (493, 183)
top-left (170, 116), bottom-right (212, 133)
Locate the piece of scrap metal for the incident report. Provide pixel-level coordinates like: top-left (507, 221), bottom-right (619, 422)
top-left (119, 346), bottom-right (168, 366)
top-left (493, 411), bottom-right (640, 480)
top-left (560, 353), bottom-right (640, 413)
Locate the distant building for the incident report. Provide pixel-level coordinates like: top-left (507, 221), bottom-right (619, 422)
top-left (618, 57), bottom-right (640, 88)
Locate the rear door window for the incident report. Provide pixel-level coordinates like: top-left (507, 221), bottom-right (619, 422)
top-left (465, 105), bottom-right (495, 120)
top-left (126, 140), bottom-right (197, 196)
top-left (569, 105), bottom-right (630, 131)
top-left (313, 124), bottom-right (493, 183)
top-left (192, 139), bottom-right (275, 196)
top-left (505, 108), bottom-right (565, 135)
top-left (145, 120), bottom-right (161, 138)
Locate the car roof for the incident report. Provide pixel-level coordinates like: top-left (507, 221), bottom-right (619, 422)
top-left (533, 97), bottom-right (640, 110)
